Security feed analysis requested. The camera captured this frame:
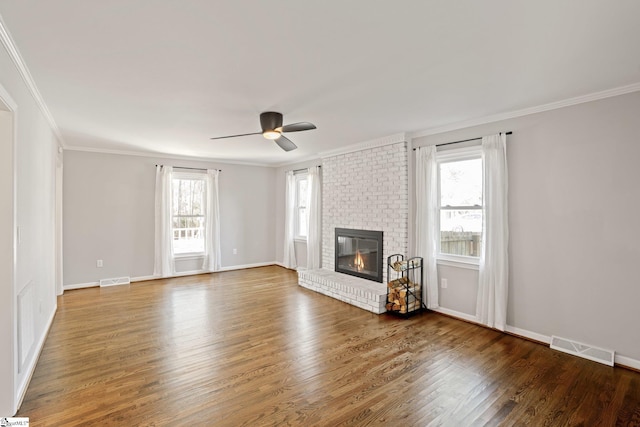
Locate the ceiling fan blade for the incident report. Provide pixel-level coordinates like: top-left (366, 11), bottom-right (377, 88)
top-left (275, 135), bottom-right (297, 152)
top-left (279, 122), bottom-right (316, 133)
top-left (210, 131), bottom-right (261, 140)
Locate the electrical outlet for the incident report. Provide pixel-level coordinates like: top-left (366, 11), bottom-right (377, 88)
top-left (97, 259), bottom-right (103, 268)
top-left (441, 278), bottom-right (448, 289)
top-left (233, 248), bottom-right (238, 255)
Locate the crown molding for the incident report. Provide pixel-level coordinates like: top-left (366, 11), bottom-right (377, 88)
top-left (0, 15), bottom-right (65, 146)
top-left (319, 132), bottom-right (407, 159)
top-left (409, 82), bottom-right (640, 140)
top-left (62, 145), bottom-right (277, 168)
top-left (273, 152), bottom-right (323, 169)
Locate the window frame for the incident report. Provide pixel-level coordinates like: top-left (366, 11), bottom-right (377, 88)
top-left (436, 145), bottom-right (483, 267)
top-left (171, 171), bottom-right (207, 258)
top-left (293, 172), bottom-right (309, 242)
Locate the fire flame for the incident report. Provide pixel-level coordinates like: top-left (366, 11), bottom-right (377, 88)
top-left (354, 250), bottom-right (365, 271)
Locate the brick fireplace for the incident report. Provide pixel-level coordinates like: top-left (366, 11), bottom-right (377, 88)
top-left (298, 135), bottom-right (409, 313)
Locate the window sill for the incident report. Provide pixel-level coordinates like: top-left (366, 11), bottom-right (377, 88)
top-left (294, 237), bottom-right (308, 244)
top-left (436, 256), bottom-right (479, 271)
top-left (174, 253), bottom-right (205, 260)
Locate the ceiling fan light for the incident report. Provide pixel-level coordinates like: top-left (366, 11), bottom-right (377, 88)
top-left (263, 130), bottom-right (281, 140)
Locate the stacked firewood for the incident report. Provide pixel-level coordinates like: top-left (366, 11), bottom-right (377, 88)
top-left (386, 277), bottom-right (421, 314)
top-left (390, 258), bottom-right (422, 273)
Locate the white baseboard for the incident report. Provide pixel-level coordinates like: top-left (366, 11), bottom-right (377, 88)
top-left (66, 263), bottom-right (283, 290)
top-left (63, 281), bottom-right (99, 291)
top-left (218, 261), bottom-right (278, 271)
top-left (505, 325), bottom-right (551, 345)
top-left (15, 301), bottom-right (56, 413)
top-left (615, 355), bottom-right (640, 371)
top-left (431, 307), bottom-right (479, 324)
top-left (433, 306), bottom-right (640, 370)
top-left (130, 274), bottom-right (157, 282)
top-left (433, 307), bottom-right (552, 344)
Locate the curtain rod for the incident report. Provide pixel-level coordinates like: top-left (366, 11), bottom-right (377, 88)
top-left (155, 165), bottom-right (221, 172)
top-left (291, 165), bottom-right (322, 173)
top-left (412, 131), bottom-right (512, 151)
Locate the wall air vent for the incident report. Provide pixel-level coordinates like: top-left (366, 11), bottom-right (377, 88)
top-left (550, 335), bottom-right (614, 366)
top-left (99, 276), bottom-right (131, 287)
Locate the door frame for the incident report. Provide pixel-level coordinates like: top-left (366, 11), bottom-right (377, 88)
top-left (0, 82), bottom-right (18, 415)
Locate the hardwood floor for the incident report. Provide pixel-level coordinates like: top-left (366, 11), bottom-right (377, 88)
top-left (18, 266), bottom-right (640, 426)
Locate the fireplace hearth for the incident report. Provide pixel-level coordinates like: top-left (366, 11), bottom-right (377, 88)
top-left (335, 228), bottom-right (383, 282)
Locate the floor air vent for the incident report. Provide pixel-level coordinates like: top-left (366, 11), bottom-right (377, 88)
top-left (550, 335), bottom-right (614, 366)
top-left (100, 276), bottom-right (131, 287)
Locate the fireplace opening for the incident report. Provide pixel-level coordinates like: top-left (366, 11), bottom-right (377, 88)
top-left (335, 228), bottom-right (383, 282)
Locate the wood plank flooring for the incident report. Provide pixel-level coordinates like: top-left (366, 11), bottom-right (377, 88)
top-left (18, 266), bottom-right (640, 426)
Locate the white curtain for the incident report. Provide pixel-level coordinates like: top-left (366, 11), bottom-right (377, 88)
top-left (306, 166), bottom-right (322, 270)
top-left (415, 145), bottom-right (439, 309)
top-left (283, 171), bottom-right (297, 269)
top-left (476, 133), bottom-right (509, 331)
top-left (154, 165), bottom-right (175, 277)
top-left (202, 169), bottom-right (221, 272)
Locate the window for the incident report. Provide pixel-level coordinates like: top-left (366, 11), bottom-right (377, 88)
top-left (172, 173), bottom-right (206, 255)
top-left (438, 147), bottom-right (483, 260)
top-left (294, 173), bottom-right (308, 240)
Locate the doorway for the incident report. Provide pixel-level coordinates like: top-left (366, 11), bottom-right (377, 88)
top-left (0, 84), bottom-right (17, 415)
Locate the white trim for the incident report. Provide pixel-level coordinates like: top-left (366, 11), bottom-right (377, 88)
top-left (15, 302), bottom-right (56, 412)
top-left (431, 307), bottom-right (479, 324)
top-left (130, 275), bottom-right (157, 283)
top-left (434, 309), bottom-right (640, 370)
top-left (218, 261), bottom-right (277, 272)
top-left (273, 153), bottom-right (323, 168)
top-left (436, 258), bottom-right (479, 271)
top-left (66, 263), bottom-right (281, 290)
top-left (137, 269), bottom-right (210, 280)
top-left (159, 269), bottom-right (209, 277)
top-left (63, 281), bottom-right (99, 291)
top-left (0, 81), bottom-right (18, 111)
top-left (0, 15), bottom-right (65, 146)
top-left (410, 82), bottom-right (640, 140)
top-left (320, 132), bottom-right (406, 159)
top-left (173, 254), bottom-right (205, 261)
top-left (0, 85), bottom-right (20, 414)
top-left (505, 325), bottom-right (551, 344)
top-left (615, 355), bottom-right (640, 371)
top-left (0, 80), bottom-right (18, 416)
top-left (434, 308), bottom-right (553, 344)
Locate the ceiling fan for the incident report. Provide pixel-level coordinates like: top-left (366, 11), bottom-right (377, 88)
top-left (210, 111), bottom-right (316, 152)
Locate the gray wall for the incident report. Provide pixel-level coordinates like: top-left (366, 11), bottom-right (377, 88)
top-left (412, 91), bottom-right (640, 361)
top-left (63, 151), bottom-right (276, 285)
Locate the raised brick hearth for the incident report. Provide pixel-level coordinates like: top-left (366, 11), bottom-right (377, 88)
top-left (298, 269), bottom-right (387, 314)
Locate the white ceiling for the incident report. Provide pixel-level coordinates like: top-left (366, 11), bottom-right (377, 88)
top-left (1, 1), bottom-right (639, 166)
